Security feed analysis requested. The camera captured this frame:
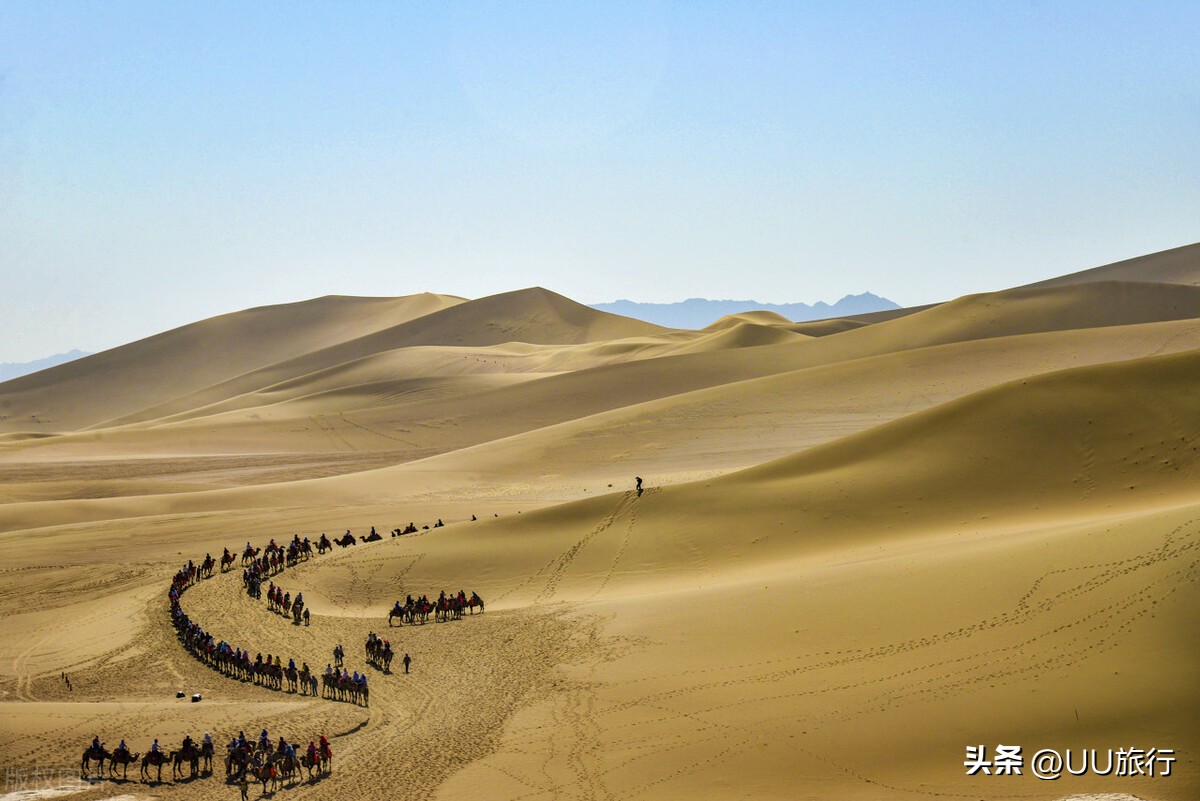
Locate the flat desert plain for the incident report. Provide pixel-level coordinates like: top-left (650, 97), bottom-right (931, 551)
top-left (1, 243), bottom-right (1198, 801)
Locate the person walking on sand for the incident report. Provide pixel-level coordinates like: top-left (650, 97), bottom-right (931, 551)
top-left (403, 653), bottom-right (411, 674)
top-left (635, 476), bottom-right (643, 495)
top-left (237, 771), bottom-right (249, 800)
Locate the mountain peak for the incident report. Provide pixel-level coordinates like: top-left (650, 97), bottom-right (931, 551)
top-left (590, 293), bottom-right (900, 329)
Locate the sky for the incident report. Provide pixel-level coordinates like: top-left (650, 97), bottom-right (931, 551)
top-left (1, 1), bottom-right (1197, 362)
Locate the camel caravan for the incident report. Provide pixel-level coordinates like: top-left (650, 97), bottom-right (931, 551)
top-left (90, 520), bottom-right (485, 789)
top-left (82, 729), bottom-right (331, 788)
top-left (82, 732), bottom-right (216, 783)
top-left (169, 537), bottom-right (368, 706)
top-left (388, 589), bottom-right (484, 626)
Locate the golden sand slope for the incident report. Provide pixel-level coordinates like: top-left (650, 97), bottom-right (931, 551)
top-left (1026, 241), bottom-right (1200, 289)
top-left (0, 293), bottom-right (464, 432)
top-left (1, 256), bottom-right (1198, 800)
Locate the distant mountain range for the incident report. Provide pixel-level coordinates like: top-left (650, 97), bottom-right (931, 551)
top-left (0, 349), bottom-right (92, 383)
top-left (590, 292), bottom-right (900, 329)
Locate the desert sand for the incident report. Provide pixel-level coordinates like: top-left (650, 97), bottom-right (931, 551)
top-left (1, 243), bottom-right (1198, 801)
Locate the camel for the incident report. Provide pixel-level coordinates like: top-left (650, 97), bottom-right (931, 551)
top-left (271, 751), bottom-right (298, 783)
top-left (172, 743), bottom-right (200, 779)
top-left (468, 592), bottom-right (485, 614)
top-left (285, 665), bottom-right (298, 693)
top-left (300, 751), bottom-right (321, 779)
top-left (141, 750), bottom-right (167, 783)
top-left (107, 749), bottom-right (140, 780)
top-left (226, 745), bottom-right (252, 777)
top-left (81, 744), bottom-right (110, 777)
top-left (253, 758), bottom-right (280, 794)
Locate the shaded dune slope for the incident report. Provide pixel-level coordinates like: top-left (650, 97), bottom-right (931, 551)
top-left (0, 293), bottom-right (464, 432)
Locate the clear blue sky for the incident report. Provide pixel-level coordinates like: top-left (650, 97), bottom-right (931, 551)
top-left (1, 1), bottom-right (1197, 362)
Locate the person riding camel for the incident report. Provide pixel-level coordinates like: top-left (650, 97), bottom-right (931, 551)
top-left (301, 661), bottom-right (309, 674)
top-left (259, 729), bottom-right (269, 748)
top-left (325, 663), bottom-right (333, 676)
top-left (92, 735), bottom-right (101, 752)
top-left (150, 738), bottom-right (160, 754)
top-left (285, 741), bottom-right (296, 759)
top-left (288, 657), bottom-right (295, 671)
top-left (182, 734), bottom-right (193, 753)
top-left (307, 740), bottom-right (318, 761)
top-left (116, 739), bottom-right (128, 756)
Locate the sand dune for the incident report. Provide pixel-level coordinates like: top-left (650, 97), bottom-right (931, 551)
top-left (0, 293), bottom-right (463, 433)
top-left (1, 248), bottom-right (1198, 800)
top-left (823, 240), bottom-right (1200, 328)
top-left (1025, 241), bottom-right (1200, 289)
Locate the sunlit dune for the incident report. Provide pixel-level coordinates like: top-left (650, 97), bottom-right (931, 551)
top-left (1, 244), bottom-right (1197, 800)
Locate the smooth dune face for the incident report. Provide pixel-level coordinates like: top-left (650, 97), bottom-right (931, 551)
top-left (0, 293), bottom-right (466, 432)
top-left (1, 250), bottom-right (1198, 801)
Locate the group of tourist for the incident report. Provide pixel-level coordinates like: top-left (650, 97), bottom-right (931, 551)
top-left (169, 539), bottom-right (365, 704)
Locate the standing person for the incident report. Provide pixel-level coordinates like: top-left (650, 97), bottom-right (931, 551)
top-left (237, 769), bottom-right (249, 801)
top-left (635, 476), bottom-right (643, 495)
top-left (403, 653), bottom-right (411, 674)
